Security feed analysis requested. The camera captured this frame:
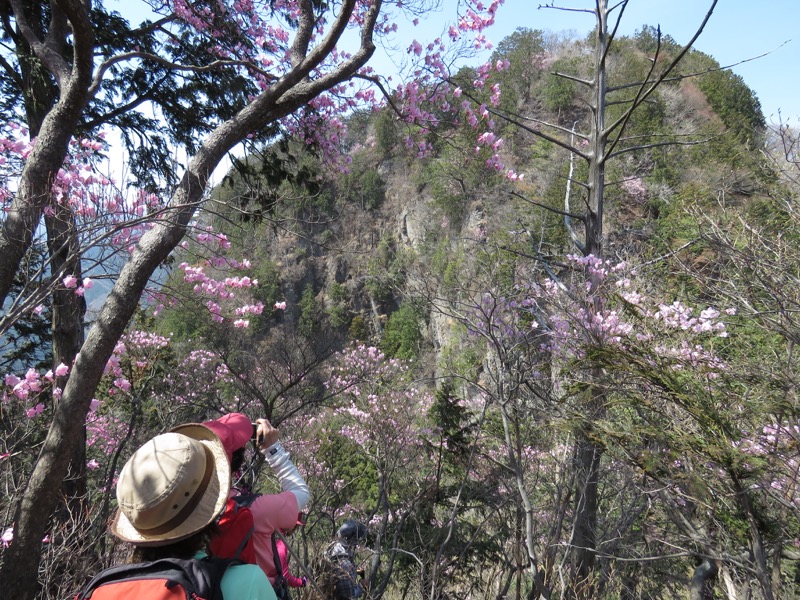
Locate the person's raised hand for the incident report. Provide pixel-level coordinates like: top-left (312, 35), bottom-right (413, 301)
top-left (255, 418), bottom-right (279, 450)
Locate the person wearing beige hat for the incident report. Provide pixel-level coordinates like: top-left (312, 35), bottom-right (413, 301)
top-left (79, 424), bottom-right (276, 599)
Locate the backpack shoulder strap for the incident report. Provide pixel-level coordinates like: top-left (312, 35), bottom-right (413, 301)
top-left (232, 529), bottom-right (255, 561)
top-left (231, 492), bottom-right (260, 507)
top-left (195, 556), bottom-right (243, 600)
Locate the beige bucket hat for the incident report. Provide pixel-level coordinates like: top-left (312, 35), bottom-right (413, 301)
top-left (110, 424), bottom-right (231, 546)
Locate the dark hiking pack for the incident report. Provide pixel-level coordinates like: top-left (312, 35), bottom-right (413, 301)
top-left (75, 556), bottom-right (239, 600)
top-left (322, 523), bottom-right (367, 600)
top-left (313, 541), bottom-right (363, 600)
top-left (208, 493), bottom-right (259, 564)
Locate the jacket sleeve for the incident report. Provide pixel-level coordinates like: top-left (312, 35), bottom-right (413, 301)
top-left (284, 571), bottom-right (305, 588)
top-left (261, 441), bottom-right (310, 510)
top-left (277, 539), bottom-right (303, 587)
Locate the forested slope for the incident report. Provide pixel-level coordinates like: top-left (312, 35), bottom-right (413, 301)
top-left (3, 17), bottom-right (799, 600)
top-left (143, 27), bottom-right (798, 600)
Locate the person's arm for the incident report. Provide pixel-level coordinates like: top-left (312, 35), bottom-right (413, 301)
top-left (255, 419), bottom-right (310, 510)
top-left (276, 538), bottom-right (304, 586)
top-left (282, 545), bottom-right (306, 587)
top-left (284, 575), bottom-right (307, 587)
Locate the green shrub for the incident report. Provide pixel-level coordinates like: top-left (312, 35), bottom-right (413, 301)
top-left (348, 314), bottom-right (370, 342)
top-left (374, 109), bottom-right (401, 157)
top-left (542, 57), bottom-right (580, 112)
top-left (298, 283), bottom-right (320, 338)
top-left (326, 282), bottom-right (352, 329)
top-left (380, 303), bottom-right (423, 360)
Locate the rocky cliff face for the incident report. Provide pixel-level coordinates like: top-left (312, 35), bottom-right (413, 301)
top-left (235, 35), bottom-right (769, 374)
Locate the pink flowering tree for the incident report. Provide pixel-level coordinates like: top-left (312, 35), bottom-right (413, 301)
top-left (0, 327), bottom-right (177, 595)
top-left (150, 238), bottom-right (349, 427)
top-left (412, 238), bottom-right (799, 597)
top-left (292, 344), bottom-right (437, 597)
top-left (0, 0), bottom-right (479, 595)
top-left (149, 224), bottom-right (267, 329)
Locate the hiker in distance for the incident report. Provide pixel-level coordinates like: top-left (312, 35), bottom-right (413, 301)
top-left (325, 519), bottom-right (368, 600)
top-left (203, 413), bottom-right (310, 585)
top-left (77, 424), bottom-right (275, 599)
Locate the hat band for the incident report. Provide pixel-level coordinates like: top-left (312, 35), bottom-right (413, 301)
top-left (135, 444), bottom-right (215, 536)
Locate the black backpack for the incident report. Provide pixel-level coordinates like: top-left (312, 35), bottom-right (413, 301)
top-left (75, 556), bottom-right (240, 600)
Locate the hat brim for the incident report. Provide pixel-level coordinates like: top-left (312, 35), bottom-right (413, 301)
top-left (110, 424), bottom-right (231, 546)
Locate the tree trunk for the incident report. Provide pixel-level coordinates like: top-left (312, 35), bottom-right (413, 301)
top-left (690, 557), bottom-right (718, 600)
top-left (45, 205), bottom-right (88, 511)
top-left (571, 431), bottom-right (601, 576)
top-left (0, 0), bottom-right (94, 307)
top-left (732, 474), bottom-right (776, 600)
top-left (0, 1), bottom-right (380, 594)
top-left (569, 4), bottom-right (609, 596)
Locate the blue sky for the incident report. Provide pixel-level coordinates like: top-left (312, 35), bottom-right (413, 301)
top-left (117, 0), bottom-right (798, 123)
top-left (431, 0), bottom-right (799, 124)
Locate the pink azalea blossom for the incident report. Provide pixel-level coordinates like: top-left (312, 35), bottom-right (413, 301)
top-left (62, 275), bottom-right (78, 289)
top-left (54, 363), bottom-right (69, 377)
top-left (25, 403), bottom-right (45, 418)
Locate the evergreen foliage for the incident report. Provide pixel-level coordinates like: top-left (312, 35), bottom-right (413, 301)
top-left (379, 302), bottom-right (422, 360)
top-left (298, 283), bottom-right (321, 339)
top-left (541, 56), bottom-right (580, 112)
top-left (698, 69), bottom-right (766, 143)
